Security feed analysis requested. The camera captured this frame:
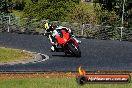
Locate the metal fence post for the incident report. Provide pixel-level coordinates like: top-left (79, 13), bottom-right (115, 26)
top-left (81, 24), bottom-right (85, 36)
top-left (4, 16), bottom-right (11, 32)
top-left (120, 0), bottom-right (125, 41)
top-left (8, 16), bottom-right (10, 32)
top-left (120, 27), bottom-right (123, 41)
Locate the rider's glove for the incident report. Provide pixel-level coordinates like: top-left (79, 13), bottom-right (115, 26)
top-left (71, 35), bottom-right (75, 37)
top-left (67, 28), bottom-right (71, 33)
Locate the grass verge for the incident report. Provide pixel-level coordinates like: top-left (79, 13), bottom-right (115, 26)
top-left (0, 77), bottom-right (131, 88)
top-left (0, 47), bottom-right (33, 63)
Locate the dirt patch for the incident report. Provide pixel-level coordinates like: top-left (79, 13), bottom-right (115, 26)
top-left (0, 72), bottom-right (77, 80)
top-left (0, 71), bottom-right (131, 80)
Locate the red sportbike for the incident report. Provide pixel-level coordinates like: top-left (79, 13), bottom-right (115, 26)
top-left (55, 29), bottom-right (81, 57)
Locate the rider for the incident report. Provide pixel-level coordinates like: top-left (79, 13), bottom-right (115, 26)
top-left (45, 23), bottom-right (81, 52)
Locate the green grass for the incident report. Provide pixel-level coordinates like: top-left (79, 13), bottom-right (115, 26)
top-left (0, 47), bottom-right (33, 63)
top-left (0, 77), bottom-right (131, 88)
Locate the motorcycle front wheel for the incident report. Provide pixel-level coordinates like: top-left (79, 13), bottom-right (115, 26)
top-left (67, 42), bottom-right (81, 57)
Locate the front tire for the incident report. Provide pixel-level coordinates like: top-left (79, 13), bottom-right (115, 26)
top-left (67, 42), bottom-right (81, 57)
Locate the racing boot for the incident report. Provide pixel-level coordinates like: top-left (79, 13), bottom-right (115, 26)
top-left (51, 45), bottom-right (56, 52)
top-left (50, 43), bottom-right (58, 52)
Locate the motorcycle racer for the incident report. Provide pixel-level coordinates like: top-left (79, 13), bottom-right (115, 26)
top-left (45, 23), bottom-right (81, 52)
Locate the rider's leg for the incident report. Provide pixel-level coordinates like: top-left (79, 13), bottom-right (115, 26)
top-left (50, 37), bottom-right (57, 52)
top-left (51, 44), bottom-right (56, 52)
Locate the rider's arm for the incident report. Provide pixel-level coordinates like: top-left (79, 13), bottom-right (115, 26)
top-left (52, 30), bottom-right (58, 37)
top-left (48, 30), bottom-right (58, 44)
top-left (49, 34), bottom-right (56, 45)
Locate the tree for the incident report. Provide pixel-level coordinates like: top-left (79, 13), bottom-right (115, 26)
top-left (31, 0), bottom-right (38, 3)
top-left (67, 2), bottom-right (98, 24)
top-left (95, 0), bottom-right (132, 27)
top-left (23, 0), bottom-right (76, 21)
top-left (0, 0), bottom-right (13, 14)
top-left (125, 0), bottom-right (132, 27)
top-left (12, 0), bottom-right (26, 10)
top-left (72, 0), bottom-right (80, 3)
top-left (94, 0), bottom-right (132, 41)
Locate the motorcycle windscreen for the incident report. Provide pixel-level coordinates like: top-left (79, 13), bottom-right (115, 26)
top-left (55, 31), bottom-right (70, 45)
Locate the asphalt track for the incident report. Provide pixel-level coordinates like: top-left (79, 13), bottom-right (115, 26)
top-left (0, 32), bottom-right (132, 72)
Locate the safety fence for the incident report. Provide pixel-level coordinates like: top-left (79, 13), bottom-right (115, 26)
top-left (0, 15), bottom-right (132, 41)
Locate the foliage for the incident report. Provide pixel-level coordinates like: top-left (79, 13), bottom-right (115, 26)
top-left (92, 0), bottom-right (132, 41)
top-left (95, 0), bottom-right (132, 27)
top-left (94, 3), bottom-right (119, 26)
top-left (125, 0), bottom-right (132, 27)
top-left (1, 0), bottom-right (131, 41)
top-left (89, 3), bottom-right (120, 40)
top-left (12, 0), bottom-right (26, 10)
top-left (71, 0), bottom-right (80, 3)
top-left (66, 2), bottom-right (98, 24)
top-left (123, 28), bottom-right (132, 41)
top-left (0, 0), bottom-right (13, 14)
top-left (23, 0), bottom-right (76, 21)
